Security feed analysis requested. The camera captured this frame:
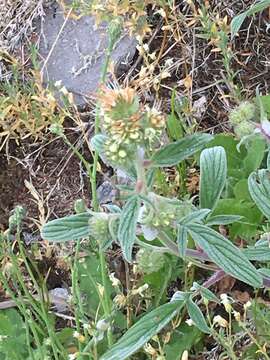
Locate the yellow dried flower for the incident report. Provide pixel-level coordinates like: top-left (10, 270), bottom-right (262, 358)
top-left (113, 294), bottom-right (127, 308)
top-left (213, 315), bottom-right (228, 328)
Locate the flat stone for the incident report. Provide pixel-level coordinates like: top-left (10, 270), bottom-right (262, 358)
top-left (38, 3), bottom-right (136, 106)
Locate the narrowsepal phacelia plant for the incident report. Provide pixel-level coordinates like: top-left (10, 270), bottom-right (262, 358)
top-left (42, 86), bottom-right (270, 360)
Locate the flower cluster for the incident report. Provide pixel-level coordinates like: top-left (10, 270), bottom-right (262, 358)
top-left (98, 86), bottom-right (165, 168)
top-left (138, 193), bottom-right (194, 240)
top-left (229, 101), bottom-right (256, 138)
top-left (135, 248), bottom-right (165, 274)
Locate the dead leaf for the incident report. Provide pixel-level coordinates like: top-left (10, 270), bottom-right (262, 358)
top-left (233, 290), bottom-right (250, 303)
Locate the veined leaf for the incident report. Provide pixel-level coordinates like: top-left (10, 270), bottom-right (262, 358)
top-left (118, 196), bottom-right (140, 262)
top-left (186, 298), bottom-right (210, 334)
top-left (206, 215), bottom-right (243, 226)
top-left (248, 169), bottom-right (270, 219)
top-left (200, 146), bottom-right (227, 210)
top-left (258, 268), bottom-right (270, 277)
top-left (192, 283), bottom-right (220, 303)
top-left (231, 0), bottom-right (270, 37)
top-left (243, 244), bottom-right (270, 261)
top-left (187, 223), bottom-right (263, 287)
top-left (41, 213), bottom-right (91, 242)
top-left (179, 209), bottom-right (211, 225)
top-left (100, 299), bottom-right (186, 360)
top-left (151, 133), bottom-right (213, 167)
top-left (177, 225), bottom-right (188, 258)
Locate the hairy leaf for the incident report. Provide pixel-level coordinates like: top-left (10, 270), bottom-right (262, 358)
top-left (192, 283), bottom-right (220, 303)
top-left (200, 146), bottom-right (227, 210)
top-left (186, 298), bottom-right (210, 334)
top-left (243, 243), bottom-right (270, 261)
top-left (177, 225), bottom-right (188, 258)
top-left (118, 196), bottom-right (140, 262)
top-left (248, 169), bottom-right (270, 220)
top-left (206, 215), bottom-right (243, 226)
top-left (41, 213), bottom-right (91, 242)
top-left (187, 223), bottom-right (263, 287)
top-left (90, 134), bottom-right (107, 153)
top-left (100, 299), bottom-right (185, 360)
top-left (179, 209), bottom-right (211, 225)
top-left (151, 133), bottom-right (213, 167)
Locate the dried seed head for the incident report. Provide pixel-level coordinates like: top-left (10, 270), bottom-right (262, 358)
top-left (213, 315), bottom-right (228, 328)
top-left (113, 293), bottom-right (127, 308)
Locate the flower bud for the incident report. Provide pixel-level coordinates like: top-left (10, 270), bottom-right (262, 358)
top-left (229, 101), bottom-right (255, 125)
top-left (234, 121), bottom-right (255, 138)
top-left (136, 248), bottom-right (165, 274)
top-left (89, 213), bottom-right (110, 242)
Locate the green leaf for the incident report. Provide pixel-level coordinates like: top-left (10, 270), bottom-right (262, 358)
top-left (187, 223), bottom-right (263, 287)
top-left (186, 298), bottom-right (210, 334)
top-left (233, 179), bottom-right (252, 201)
top-left (231, 0), bottom-right (270, 37)
top-left (177, 225), bottom-right (188, 258)
top-left (243, 137), bottom-right (265, 175)
top-left (179, 209), bottom-right (211, 225)
top-left (243, 243), bottom-right (270, 261)
top-left (200, 146), bottom-right (227, 210)
top-left (77, 254), bottom-right (113, 317)
top-left (41, 213), bottom-right (91, 242)
top-left (90, 134), bottom-right (108, 153)
top-left (248, 169), bottom-right (270, 220)
top-left (206, 215), bottom-right (243, 226)
top-left (205, 134), bottom-right (247, 179)
top-left (100, 299), bottom-right (186, 360)
top-left (0, 309), bottom-right (28, 359)
top-left (118, 196), bottom-right (140, 262)
top-left (151, 133), bottom-right (213, 167)
top-left (258, 268), bottom-right (270, 278)
top-left (212, 199), bottom-right (262, 239)
top-left (164, 324), bottom-right (202, 360)
top-left (194, 283), bottom-right (220, 303)
top-left (260, 94), bottom-right (270, 116)
top-left (166, 113), bottom-right (183, 141)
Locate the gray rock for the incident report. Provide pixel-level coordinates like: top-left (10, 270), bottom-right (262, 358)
top-left (49, 287), bottom-right (69, 312)
top-left (97, 180), bottom-right (116, 204)
top-left (38, 2), bottom-right (136, 106)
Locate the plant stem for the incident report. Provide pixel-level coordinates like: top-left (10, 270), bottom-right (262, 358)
top-left (99, 248), bottom-right (113, 347)
top-left (91, 44), bottom-right (114, 348)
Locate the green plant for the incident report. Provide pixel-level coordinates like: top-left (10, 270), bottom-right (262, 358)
top-left (197, 4), bottom-right (241, 101)
top-left (40, 83), bottom-right (270, 358)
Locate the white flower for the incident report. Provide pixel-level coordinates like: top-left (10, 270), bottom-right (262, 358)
top-left (244, 300), bottom-right (252, 310)
top-left (220, 293), bottom-right (232, 313)
top-left (109, 272), bottom-right (121, 287)
top-left (181, 350), bottom-right (189, 360)
top-left (68, 353), bottom-right (78, 360)
top-left (73, 331), bottom-right (80, 339)
top-left (185, 318), bottom-right (194, 326)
